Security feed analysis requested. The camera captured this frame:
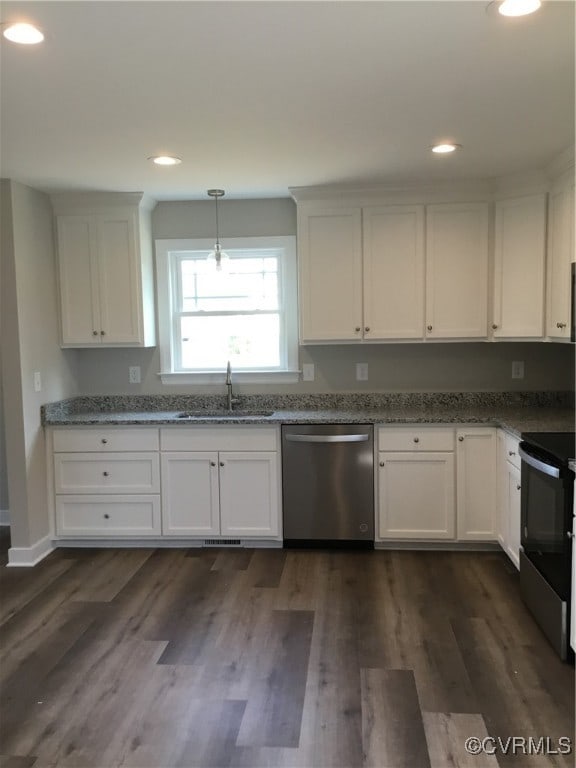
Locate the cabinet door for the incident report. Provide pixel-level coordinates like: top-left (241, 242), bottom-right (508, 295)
top-left (546, 185), bottom-right (574, 339)
top-left (56, 215), bottom-right (101, 345)
top-left (298, 207), bottom-right (363, 342)
top-left (425, 203), bottom-right (489, 338)
top-left (493, 195), bottom-right (546, 338)
top-left (219, 452), bottom-right (280, 537)
top-left (456, 429), bottom-right (497, 540)
top-left (378, 452), bottom-right (455, 539)
top-left (363, 206), bottom-right (425, 339)
top-left (505, 463), bottom-right (521, 569)
top-left (95, 212), bottom-right (143, 344)
top-left (161, 452), bottom-right (220, 535)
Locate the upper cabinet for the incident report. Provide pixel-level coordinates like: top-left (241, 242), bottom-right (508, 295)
top-left (425, 203), bottom-right (489, 339)
top-left (51, 192), bottom-right (156, 348)
top-left (492, 194), bottom-right (546, 339)
top-left (363, 206), bottom-right (425, 340)
top-left (298, 207), bottom-right (363, 342)
top-left (546, 183), bottom-right (575, 340)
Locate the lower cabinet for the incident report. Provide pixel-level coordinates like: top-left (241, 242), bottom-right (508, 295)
top-left (160, 426), bottom-right (281, 540)
top-left (456, 428), bottom-right (497, 540)
top-left (497, 430), bottom-right (522, 568)
top-left (161, 451), bottom-right (280, 537)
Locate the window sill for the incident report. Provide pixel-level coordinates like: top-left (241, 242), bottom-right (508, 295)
top-left (158, 370), bottom-right (301, 385)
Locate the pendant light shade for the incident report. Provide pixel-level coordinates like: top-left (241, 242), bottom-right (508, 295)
top-left (207, 189), bottom-right (229, 272)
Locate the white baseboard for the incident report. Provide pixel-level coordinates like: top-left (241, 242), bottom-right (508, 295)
top-left (7, 534), bottom-right (54, 567)
top-left (52, 537), bottom-right (283, 549)
top-left (0, 508), bottom-right (10, 526)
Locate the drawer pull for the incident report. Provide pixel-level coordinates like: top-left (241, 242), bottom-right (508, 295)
top-left (557, 322), bottom-right (566, 329)
top-left (458, 436), bottom-right (464, 442)
top-left (509, 450), bottom-right (515, 456)
top-left (413, 437), bottom-right (420, 443)
top-left (101, 438), bottom-right (108, 445)
top-left (104, 513), bottom-right (110, 519)
top-left (427, 325), bottom-right (433, 332)
top-left (103, 471), bottom-right (109, 477)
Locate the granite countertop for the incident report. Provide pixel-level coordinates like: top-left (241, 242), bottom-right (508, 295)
top-left (41, 393), bottom-right (575, 438)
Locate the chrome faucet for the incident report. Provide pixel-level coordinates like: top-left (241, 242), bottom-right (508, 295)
top-left (225, 361), bottom-right (239, 411)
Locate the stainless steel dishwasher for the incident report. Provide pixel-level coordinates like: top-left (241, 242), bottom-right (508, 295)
top-left (281, 424), bottom-right (374, 547)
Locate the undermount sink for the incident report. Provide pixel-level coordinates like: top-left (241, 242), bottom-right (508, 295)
top-left (175, 409), bottom-right (274, 419)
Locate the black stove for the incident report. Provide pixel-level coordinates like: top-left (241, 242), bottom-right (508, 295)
top-left (520, 431), bottom-right (575, 467)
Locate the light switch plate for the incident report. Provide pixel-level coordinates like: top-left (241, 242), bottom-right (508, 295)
top-left (302, 363), bottom-right (315, 381)
top-left (511, 361), bottom-right (524, 379)
top-left (356, 363), bottom-right (369, 381)
top-left (33, 371), bottom-right (42, 392)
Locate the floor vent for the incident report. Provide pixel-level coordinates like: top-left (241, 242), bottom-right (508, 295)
top-left (203, 539), bottom-right (242, 547)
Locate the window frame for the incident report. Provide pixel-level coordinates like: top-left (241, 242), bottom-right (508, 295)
top-left (155, 236), bottom-right (299, 384)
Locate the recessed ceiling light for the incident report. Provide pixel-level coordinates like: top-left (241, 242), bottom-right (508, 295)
top-left (2, 22), bottom-right (44, 44)
top-left (498, 0), bottom-right (541, 16)
top-left (149, 155), bottom-right (182, 166)
top-left (431, 143), bottom-right (462, 154)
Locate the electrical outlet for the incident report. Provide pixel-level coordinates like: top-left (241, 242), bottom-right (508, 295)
top-left (511, 361), bottom-right (524, 379)
top-left (33, 371), bottom-right (42, 392)
top-left (129, 366), bottom-right (141, 384)
top-left (302, 363), bottom-right (315, 382)
top-left (356, 362), bottom-right (369, 381)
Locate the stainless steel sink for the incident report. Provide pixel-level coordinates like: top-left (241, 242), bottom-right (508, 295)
top-left (175, 409), bottom-right (274, 419)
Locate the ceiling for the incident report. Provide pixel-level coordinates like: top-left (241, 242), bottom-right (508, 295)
top-left (0, 0), bottom-right (574, 200)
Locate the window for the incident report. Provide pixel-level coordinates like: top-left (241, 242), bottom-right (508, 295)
top-left (156, 236), bottom-right (298, 383)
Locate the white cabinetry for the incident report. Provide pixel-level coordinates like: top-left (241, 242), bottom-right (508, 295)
top-left (546, 184), bottom-right (575, 339)
top-left (297, 204), bottom-right (426, 342)
top-left (497, 430), bottom-right (522, 568)
top-left (51, 192), bottom-right (155, 347)
top-left (160, 426), bottom-right (281, 539)
top-left (456, 428), bottom-right (497, 540)
top-left (425, 203), bottom-right (489, 339)
top-left (297, 207), bottom-right (363, 342)
top-left (493, 195), bottom-right (546, 339)
top-left (52, 427), bottom-right (161, 537)
top-left (362, 206), bottom-right (425, 339)
top-left (377, 428), bottom-right (455, 540)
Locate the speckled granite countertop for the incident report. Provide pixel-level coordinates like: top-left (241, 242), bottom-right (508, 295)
top-left (42, 392), bottom-right (575, 438)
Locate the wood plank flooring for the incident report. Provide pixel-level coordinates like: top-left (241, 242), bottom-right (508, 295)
top-left (0, 537), bottom-right (573, 768)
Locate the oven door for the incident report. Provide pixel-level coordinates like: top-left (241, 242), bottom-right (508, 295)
top-left (519, 443), bottom-right (572, 600)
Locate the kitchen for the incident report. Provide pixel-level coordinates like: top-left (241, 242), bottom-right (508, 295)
top-left (1, 1), bottom-right (575, 766)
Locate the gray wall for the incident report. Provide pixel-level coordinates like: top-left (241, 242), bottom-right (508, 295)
top-left (74, 196), bottom-right (575, 396)
top-left (1, 180), bottom-right (78, 548)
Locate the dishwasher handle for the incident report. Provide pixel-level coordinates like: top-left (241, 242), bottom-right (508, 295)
top-left (284, 433), bottom-right (370, 444)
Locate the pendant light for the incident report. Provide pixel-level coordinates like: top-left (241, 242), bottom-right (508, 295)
top-left (207, 189), bottom-right (229, 272)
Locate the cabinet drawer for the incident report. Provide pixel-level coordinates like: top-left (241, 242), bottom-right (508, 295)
top-left (503, 431), bottom-right (521, 469)
top-left (53, 427), bottom-right (159, 453)
top-left (55, 495), bottom-right (161, 536)
top-left (377, 427), bottom-right (454, 452)
top-left (54, 453), bottom-right (160, 494)
top-left (160, 426), bottom-right (278, 452)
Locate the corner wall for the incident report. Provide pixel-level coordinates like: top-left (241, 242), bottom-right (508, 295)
top-left (0, 180), bottom-right (78, 559)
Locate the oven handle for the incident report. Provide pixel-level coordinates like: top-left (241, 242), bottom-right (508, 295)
top-left (518, 445), bottom-right (561, 479)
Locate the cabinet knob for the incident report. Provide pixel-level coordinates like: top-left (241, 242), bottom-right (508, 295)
top-left (355, 327), bottom-right (361, 333)
top-left (104, 513), bottom-right (110, 519)
top-left (567, 531), bottom-right (575, 540)
top-left (103, 471), bottom-right (109, 477)
top-left (101, 438), bottom-right (108, 444)
top-left (427, 325), bottom-right (433, 332)
top-left (379, 461), bottom-right (385, 467)
top-left (413, 437), bottom-right (420, 443)
top-left (492, 323), bottom-right (498, 330)
top-left (509, 450), bottom-right (515, 456)
top-left (458, 436), bottom-right (464, 442)
top-left (92, 330), bottom-right (98, 336)
top-left (219, 461), bottom-right (225, 467)
top-left (100, 330), bottom-right (106, 336)
top-left (364, 327), bottom-right (370, 333)
top-left (557, 322), bottom-right (566, 329)
top-left (516, 484), bottom-right (521, 491)
top-left (210, 461), bottom-right (216, 467)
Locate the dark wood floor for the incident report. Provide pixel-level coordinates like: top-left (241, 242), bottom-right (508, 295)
top-left (0, 533), bottom-right (573, 768)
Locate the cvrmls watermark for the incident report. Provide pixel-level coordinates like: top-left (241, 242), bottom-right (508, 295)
top-left (464, 736), bottom-right (572, 756)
